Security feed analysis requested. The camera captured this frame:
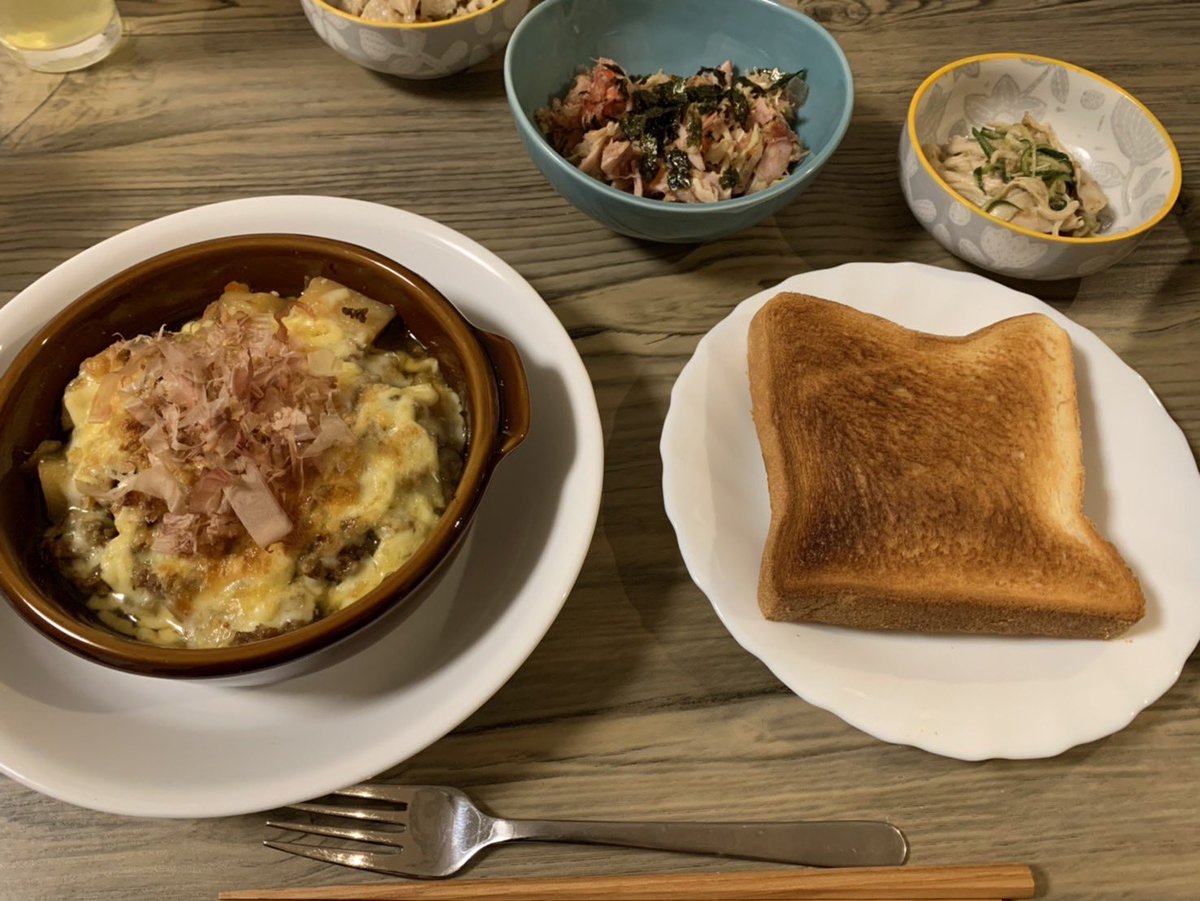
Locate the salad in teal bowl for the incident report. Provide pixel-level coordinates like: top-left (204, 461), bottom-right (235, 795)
top-left (504, 0), bottom-right (854, 243)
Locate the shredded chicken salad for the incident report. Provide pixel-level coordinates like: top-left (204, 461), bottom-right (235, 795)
top-left (925, 114), bottom-right (1110, 238)
top-left (338, 0), bottom-right (496, 24)
top-left (535, 59), bottom-right (809, 203)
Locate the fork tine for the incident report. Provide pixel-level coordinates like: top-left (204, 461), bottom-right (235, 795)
top-left (263, 841), bottom-right (410, 877)
top-left (331, 783), bottom-right (419, 805)
top-left (287, 802), bottom-right (408, 825)
top-left (265, 819), bottom-right (405, 847)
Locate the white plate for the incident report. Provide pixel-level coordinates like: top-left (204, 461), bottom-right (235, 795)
top-left (661, 262), bottom-right (1200, 760)
top-left (0, 196), bottom-right (603, 817)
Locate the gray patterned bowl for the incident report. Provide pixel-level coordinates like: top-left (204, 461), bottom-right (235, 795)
top-left (900, 53), bottom-right (1181, 280)
top-left (300, 0), bottom-right (531, 79)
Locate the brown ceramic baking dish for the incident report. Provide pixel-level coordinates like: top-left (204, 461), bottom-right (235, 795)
top-left (0, 235), bottom-right (530, 679)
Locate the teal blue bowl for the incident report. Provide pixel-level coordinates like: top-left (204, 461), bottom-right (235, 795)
top-left (503, 0), bottom-right (854, 243)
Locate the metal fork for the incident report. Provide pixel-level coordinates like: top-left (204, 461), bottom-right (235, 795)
top-left (266, 784), bottom-right (908, 878)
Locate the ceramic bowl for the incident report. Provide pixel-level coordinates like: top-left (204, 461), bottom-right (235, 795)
top-left (300, 0), bottom-right (531, 79)
top-left (901, 53), bottom-right (1182, 280)
top-left (504, 0), bottom-right (854, 244)
top-left (0, 235), bottom-right (529, 679)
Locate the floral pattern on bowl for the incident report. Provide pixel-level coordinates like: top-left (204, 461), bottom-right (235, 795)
top-left (900, 53), bottom-right (1181, 280)
top-left (301, 0), bottom-right (530, 79)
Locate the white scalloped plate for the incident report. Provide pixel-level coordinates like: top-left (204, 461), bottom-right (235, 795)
top-left (661, 262), bottom-right (1200, 760)
top-left (0, 197), bottom-right (603, 817)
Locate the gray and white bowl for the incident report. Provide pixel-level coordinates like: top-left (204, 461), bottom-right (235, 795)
top-left (301, 0), bottom-right (531, 79)
top-left (900, 53), bottom-right (1181, 280)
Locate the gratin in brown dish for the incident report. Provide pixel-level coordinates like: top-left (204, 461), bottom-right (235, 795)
top-left (747, 292), bottom-right (1145, 639)
top-left (0, 235), bottom-right (529, 677)
top-left (36, 277), bottom-right (466, 650)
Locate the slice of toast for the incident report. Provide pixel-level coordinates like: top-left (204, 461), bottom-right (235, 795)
top-left (747, 292), bottom-right (1145, 639)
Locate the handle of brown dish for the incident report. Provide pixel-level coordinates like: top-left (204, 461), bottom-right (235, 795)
top-left (476, 329), bottom-right (530, 459)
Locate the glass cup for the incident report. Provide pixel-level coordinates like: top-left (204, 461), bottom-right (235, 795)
top-left (0, 0), bottom-right (122, 73)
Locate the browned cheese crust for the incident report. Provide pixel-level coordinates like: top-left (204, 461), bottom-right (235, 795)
top-left (747, 292), bottom-right (1145, 639)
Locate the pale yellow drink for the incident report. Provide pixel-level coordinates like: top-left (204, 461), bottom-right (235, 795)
top-left (0, 0), bottom-right (121, 72)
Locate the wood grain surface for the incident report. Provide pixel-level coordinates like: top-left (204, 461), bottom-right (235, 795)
top-left (1, 1), bottom-right (1197, 900)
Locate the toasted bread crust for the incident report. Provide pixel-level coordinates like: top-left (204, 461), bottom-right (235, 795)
top-left (748, 293), bottom-right (1145, 639)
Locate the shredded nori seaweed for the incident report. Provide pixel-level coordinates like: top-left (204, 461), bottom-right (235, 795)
top-left (686, 108), bottom-right (703, 147)
top-left (665, 150), bottom-right (692, 190)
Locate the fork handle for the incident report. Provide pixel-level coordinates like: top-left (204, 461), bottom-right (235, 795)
top-left (499, 819), bottom-right (907, 867)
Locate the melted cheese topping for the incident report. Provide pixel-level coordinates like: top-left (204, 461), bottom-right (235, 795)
top-left (40, 278), bottom-right (465, 649)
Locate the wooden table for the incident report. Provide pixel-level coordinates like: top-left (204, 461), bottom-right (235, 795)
top-left (1, 2), bottom-right (1197, 898)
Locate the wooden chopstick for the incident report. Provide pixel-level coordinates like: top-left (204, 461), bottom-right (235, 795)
top-left (219, 864), bottom-right (1036, 900)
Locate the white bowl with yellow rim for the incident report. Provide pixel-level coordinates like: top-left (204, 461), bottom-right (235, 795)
top-left (300, 0), bottom-right (531, 79)
top-left (900, 53), bottom-right (1181, 280)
